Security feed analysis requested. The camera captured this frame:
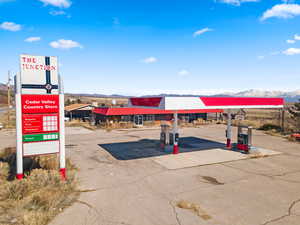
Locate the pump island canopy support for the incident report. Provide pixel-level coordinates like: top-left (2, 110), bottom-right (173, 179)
top-left (128, 96), bottom-right (284, 154)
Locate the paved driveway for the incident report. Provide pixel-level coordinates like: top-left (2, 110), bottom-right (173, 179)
top-left (2, 125), bottom-right (300, 225)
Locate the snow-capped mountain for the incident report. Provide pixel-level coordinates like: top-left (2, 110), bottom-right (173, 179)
top-left (229, 89), bottom-right (300, 102)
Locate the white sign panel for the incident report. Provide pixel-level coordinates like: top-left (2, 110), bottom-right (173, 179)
top-left (23, 141), bottom-right (59, 157)
top-left (20, 54), bottom-right (59, 94)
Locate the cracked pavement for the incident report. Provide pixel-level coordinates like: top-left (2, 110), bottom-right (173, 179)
top-left (1, 124), bottom-right (300, 225)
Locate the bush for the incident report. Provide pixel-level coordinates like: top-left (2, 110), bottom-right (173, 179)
top-left (0, 148), bottom-right (78, 225)
top-left (259, 123), bottom-right (282, 132)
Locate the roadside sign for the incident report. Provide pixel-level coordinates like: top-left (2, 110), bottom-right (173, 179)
top-left (22, 114), bottom-right (59, 134)
top-left (21, 95), bottom-right (59, 114)
top-left (20, 54), bottom-right (58, 94)
top-left (15, 54), bottom-right (66, 180)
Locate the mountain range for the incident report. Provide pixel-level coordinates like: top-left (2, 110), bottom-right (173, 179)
top-left (0, 83), bottom-right (298, 102)
top-left (68, 89), bottom-right (300, 102)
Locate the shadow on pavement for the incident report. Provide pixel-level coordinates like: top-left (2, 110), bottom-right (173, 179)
top-left (98, 137), bottom-right (225, 160)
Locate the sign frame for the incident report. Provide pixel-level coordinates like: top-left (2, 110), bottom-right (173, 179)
top-left (15, 54), bottom-right (66, 180)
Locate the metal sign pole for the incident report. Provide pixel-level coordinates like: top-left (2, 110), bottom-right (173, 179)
top-left (15, 72), bottom-right (23, 179)
top-left (58, 74), bottom-right (66, 179)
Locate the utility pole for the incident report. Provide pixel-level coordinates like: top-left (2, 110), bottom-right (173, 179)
top-left (7, 71), bottom-right (11, 126)
top-left (281, 108), bottom-right (285, 134)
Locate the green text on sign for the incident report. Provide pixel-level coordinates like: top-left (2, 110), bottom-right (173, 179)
top-left (23, 133), bottom-right (59, 142)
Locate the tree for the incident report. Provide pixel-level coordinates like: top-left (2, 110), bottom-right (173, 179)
top-left (288, 99), bottom-right (300, 132)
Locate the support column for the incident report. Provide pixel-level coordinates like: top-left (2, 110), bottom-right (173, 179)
top-left (248, 126), bottom-right (252, 150)
top-left (59, 75), bottom-right (66, 180)
top-left (173, 112), bottom-right (179, 154)
top-left (15, 72), bottom-right (23, 180)
top-left (226, 109), bottom-right (232, 149)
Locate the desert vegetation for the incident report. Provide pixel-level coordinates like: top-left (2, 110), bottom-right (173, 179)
top-left (0, 147), bottom-right (78, 225)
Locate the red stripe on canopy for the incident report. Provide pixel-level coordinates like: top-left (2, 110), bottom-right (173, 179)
top-left (130, 97), bottom-right (162, 107)
top-left (200, 97), bottom-right (284, 106)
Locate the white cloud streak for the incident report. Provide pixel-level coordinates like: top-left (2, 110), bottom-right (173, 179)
top-left (294, 34), bottom-right (300, 40)
top-left (49, 39), bottom-right (83, 50)
top-left (257, 55), bottom-right (265, 60)
top-left (25, 37), bottom-right (41, 42)
top-left (38, 0), bottom-right (71, 8)
top-left (261, 4), bottom-right (300, 20)
top-left (178, 69), bottom-right (190, 77)
top-left (0, 21), bottom-right (21, 31)
top-left (49, 10), bottom-right (66, 16)
top-left (141, 57), bottom-right (158, 64)
top-left (193, 28), bottom-right (213, 37)
top-left (217, 0), bottom-right (260, 6)
top-left (282, 48), bottom-right (300, 55)
top-left (287, 39), bottom-right (296, 44)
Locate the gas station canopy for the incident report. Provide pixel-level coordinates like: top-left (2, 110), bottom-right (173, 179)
top-left (128, 96), bottom-right (284, 155)
top-left (128, 96), bottom-right (284, 110)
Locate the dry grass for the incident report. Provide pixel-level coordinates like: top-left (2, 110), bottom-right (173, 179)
top-left (176, 200), bottom-right (212, 220)
top-left (0, 110), bottom-right (16, 129)
top-left (0, 148), bottom-right (78, 225)
top-left (66, 119), bottom-right (96, 130)
top-left (99, 121), bottom-right (134, 130)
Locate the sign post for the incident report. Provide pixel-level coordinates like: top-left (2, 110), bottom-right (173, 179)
top-left (59, 75), bottom-right (66, 179)
top-left (15, 54), bottom-right (65, 180)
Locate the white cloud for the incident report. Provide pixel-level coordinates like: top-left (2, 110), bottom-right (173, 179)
top-left (193, 28), bottom-right (213, 37)
top-left (141, 57), bottom-right (158, 64)
top-left (0, 21), bottom-right (21, 31)
top-left (38, 0), bottom-right (71, 8)
top-left (25, 37), bottom-right (41, 42)
top-left (49, 10), bottom-right (66, 16)
top-left (217, 0), bottom-right (260, 6)
top-left (270, 51), bottom-right (280, 55)
top-left (287, 39), bottom-right (296, 44)
top-left (49, 39), bottom-right (83, 50)
top-left (282, 48), bottom-right (300, 55)
top-left (294, 34), bottom-right (300, 40)
top-left (178, 69), bottom-right (190, 77)
top-left (261, 4), bottom-right (300, 20)
top-left (257, 55), bottom-right (265, 60)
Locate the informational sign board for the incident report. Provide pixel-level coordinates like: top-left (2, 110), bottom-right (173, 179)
top-left (16, 54), bottom-right (65, 179)
top-left (20, 54), bottom-right (59, 94)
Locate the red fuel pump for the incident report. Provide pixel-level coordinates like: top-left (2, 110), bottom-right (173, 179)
top-left (236, 125), bottom-right (253, 153)
top-left (160, 124), bottom-right (170, 149)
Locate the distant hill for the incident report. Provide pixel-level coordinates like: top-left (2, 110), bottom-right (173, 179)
top-left (1, 82), bottom-right (297, 103)
top-left (0, 83), bottom-right (7, 91)
top-left (231, 89), bottom-right (300, 102)
top-left (141, 90), bottom-right (300, 102)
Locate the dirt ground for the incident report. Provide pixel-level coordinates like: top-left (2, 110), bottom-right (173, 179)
top-left (1, 125), bottom-right (300, 225)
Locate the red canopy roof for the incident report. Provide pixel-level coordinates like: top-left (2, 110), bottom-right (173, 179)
top-left (129, 96), bottom-right (284, 110)
top-left (93, 107), bottom-right (223, 116)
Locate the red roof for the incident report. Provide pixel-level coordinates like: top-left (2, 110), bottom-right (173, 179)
top-left (92, 107), bottom-right (223, 116)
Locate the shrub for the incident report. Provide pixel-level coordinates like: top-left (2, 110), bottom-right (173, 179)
top-left (258, 123), bottom-right (282, 132)
top-left (0, 148), bottom-right (78, 225)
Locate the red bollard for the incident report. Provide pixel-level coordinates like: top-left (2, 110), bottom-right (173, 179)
top-left (16, 173), bottom-right (23, 180)
top-left (59, 168), bottom-right (66, 180)
top-left (226, 138), bottom-right (232, 149)
top-left (173, 144), bottom-right (179, 154)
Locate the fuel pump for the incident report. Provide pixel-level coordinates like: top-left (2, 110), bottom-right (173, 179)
top-left (160, 131), bottom-right (166, 149)
top-left (160, 124), bottom-right (170, 149)
top-left (237, 125), bottom-right (252, 153)
top-left (172, 112), bottom-right (179, 154)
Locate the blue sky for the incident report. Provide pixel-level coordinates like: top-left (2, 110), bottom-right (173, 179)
top-left (0, 0), bottom-right (300, 95)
